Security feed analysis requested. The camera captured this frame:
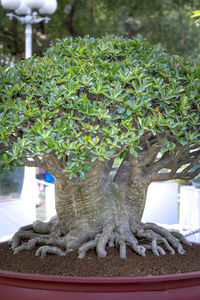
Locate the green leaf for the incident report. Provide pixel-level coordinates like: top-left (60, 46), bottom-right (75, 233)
top-left (0, 35), bottom-right (199, 180)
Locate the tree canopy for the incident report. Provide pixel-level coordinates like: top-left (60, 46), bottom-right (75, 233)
top-left (0, 35), bottom-right (200, 180)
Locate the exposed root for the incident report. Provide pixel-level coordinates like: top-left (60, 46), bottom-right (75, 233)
top-left (170, 230), bottom-right (192, 246)
top-left (78, 234), bottom-right (101, 259)
top-left (11, 219), bottom-right (191, 259)
top-left (96, 222), bottom-right (114, 258)
top-left (36, 246), bottom-right (66, 258)
top-left (131, 225), bottom-right (175, 255)
top-left (142, 222), bottom-right (191, 254)
top-left (118, 240), bottom-right (126, 259)
top-left (115, 227), bottom-right (146, 258)
top-left (142, 243), bottom-right (166, 256)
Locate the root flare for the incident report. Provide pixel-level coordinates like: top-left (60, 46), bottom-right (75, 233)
top-left (11, 219), bottom-right (191, 259)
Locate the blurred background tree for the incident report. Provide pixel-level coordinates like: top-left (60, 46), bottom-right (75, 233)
top-left (0, 0), bottom-right (200, 65)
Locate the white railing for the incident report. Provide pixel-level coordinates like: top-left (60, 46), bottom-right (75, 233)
top-left (179, 185), bottom-right (200, 242)
top-left (35, 179), bottom-right (56, 220)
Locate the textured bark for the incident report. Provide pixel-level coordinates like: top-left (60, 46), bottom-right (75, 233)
top-left (12, 151), bottom-right (192, 258)
top-left (55, 178), bottom-right (111, 235)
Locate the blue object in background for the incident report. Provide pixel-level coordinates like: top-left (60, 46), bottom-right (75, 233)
top-left (45, 171), bottom-right (54, 183)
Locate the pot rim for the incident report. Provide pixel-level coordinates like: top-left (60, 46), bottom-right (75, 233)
top-left (1, 268), bottom-right (200, 293)
top-left (1, 268), bottom-right (200, 282)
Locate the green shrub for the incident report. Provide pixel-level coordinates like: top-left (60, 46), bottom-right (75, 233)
top-left (0, 35), bottom-right (199, 178)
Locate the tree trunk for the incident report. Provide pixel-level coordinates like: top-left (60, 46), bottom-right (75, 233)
top-left (55, 177), bottom-right (111, 237)
top-left (11, 157), bottom-right (190, 259)
top-left (55, 164), bottom-right (148, 234)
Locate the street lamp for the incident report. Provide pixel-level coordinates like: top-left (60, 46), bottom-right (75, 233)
top-left (1, 0), bottom-right (57, 58)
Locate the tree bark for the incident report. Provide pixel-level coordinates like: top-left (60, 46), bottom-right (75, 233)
top-left (55, 177), bottom-right (111, 236)
top-left (12, 154), bottom-right (191, 258)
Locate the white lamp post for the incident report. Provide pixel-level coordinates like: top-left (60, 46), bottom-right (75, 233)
top-left (1, 0), bottom-right (57, 58)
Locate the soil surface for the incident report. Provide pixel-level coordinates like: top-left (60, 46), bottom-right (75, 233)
top-left (0, 242), bottom-right (200, 277)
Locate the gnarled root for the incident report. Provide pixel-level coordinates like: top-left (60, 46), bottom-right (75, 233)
top-left (11, 218), bottom-right (192, 259)
top-left (78, 222), bottom-right (191, 259)
top-left (130, 222), bottom-right (192, 257)
top-left (11, 217), bottom-right (66, 257)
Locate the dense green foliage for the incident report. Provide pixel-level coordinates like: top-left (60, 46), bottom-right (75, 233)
top-left (0, 36), bottom-right (199, 178)
top-left (0, 0), bottom-right (200, 65)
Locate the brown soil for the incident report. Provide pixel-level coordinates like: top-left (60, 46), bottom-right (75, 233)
top-left (1, 242), bottom-right (200, 277)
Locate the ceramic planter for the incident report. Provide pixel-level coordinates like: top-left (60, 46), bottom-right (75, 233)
top-left (0, 269), bottom-right (200, 300)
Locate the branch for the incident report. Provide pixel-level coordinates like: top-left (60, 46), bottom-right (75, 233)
top-left (72, 160), bottom-right (106, 184)
top-left (113, 153), bottom-right (133, 185)
top-left (100, 157), bottom-right (115, 185)
top-left (22, 157), bottom-right (39, 168)
top-left (134, 132), bottom-right (168, 169)
top-left (152, 166), bottom-right (200, 182)
top-left (22, 153), bottom-right (48, 169)
top-left (0, 134), bottom-right (18, 152)
top-left (0, 143), bottom-right (12, 152)
top-left (44, 152), bottom-right (64, 177)
top-left (138, 141), bottom-right (163, 167)
top-left (150, 144), bottom-right (192, 174)
top-left (181, 150), bottom-right (200, 176)
top-left (151, 146), bottom-right (200, 182)
top-left (173, 149), bottom-right (200, 172)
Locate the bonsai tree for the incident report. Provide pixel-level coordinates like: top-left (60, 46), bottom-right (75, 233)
top-left (0, 35), bottom-right (200, 259)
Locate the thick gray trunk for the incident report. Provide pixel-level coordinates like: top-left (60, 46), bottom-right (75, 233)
top-left (54, 173), bottom-right (148, 236)
top-left (11, 156), bottom-right (190, 258)
top-left (55, 178), bottom-right (112, 235)
top-left (125, 177), bottom-right (148, 224)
